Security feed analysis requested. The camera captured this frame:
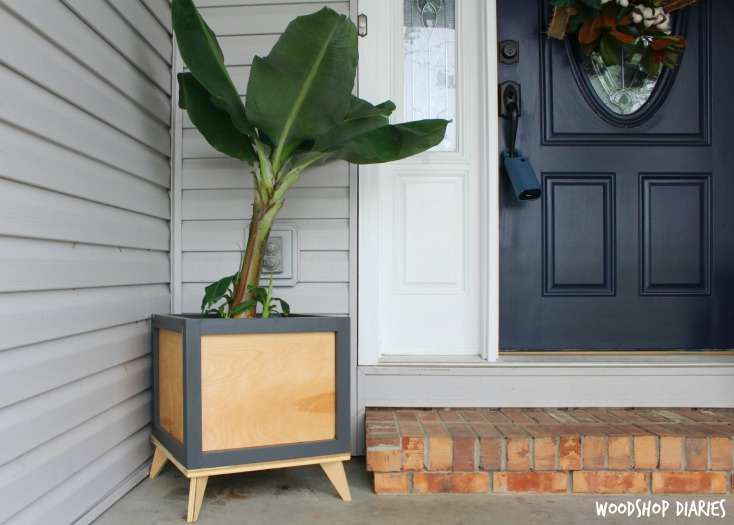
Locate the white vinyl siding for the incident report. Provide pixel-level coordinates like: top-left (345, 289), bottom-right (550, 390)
top-left (0, 1), bottom-right (172, 524)
top-left (175, 0), bottom-right (352, 316)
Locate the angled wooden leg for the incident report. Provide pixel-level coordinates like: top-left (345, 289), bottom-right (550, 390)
top-left (149, 446), bottom-right (169, 479)
top-left (187, 476), bottom-right (208, 523)
top-left (320, 461), bottom-right (351, 502)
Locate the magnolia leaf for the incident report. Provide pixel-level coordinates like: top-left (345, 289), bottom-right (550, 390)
top-left (245, 8), bottom-right (357, 154)
top-left (578, 0), bottom-right (601, 9)
top-left (172, 0), bottom-right (254, 138)
top-left (599, 34), bottom-right (619, 66)
top-left (178, 73), bottom-right (256, 162)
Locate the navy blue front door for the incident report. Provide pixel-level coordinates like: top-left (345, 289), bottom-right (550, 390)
top-left (498, 1), bottom-right (734, 350)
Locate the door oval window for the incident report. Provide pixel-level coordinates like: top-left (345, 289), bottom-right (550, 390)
top-left (568, 12), bottom-right (688, 127)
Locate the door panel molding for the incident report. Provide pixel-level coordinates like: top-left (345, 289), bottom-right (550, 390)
top-left (543, 174), bottom-right (615, 296)
top-left (640, 174), bottom-right (712, 296)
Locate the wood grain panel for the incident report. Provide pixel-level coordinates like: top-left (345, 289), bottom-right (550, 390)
top-left (158, 329), bottom-right (184, 444)
top-left (201, 332), bottom-right (336, 451)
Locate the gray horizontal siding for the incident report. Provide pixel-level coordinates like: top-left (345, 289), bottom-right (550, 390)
top-left (176, 0), bottom-right (352, 317)
top-left (0, 1), bottom-right (171, 524)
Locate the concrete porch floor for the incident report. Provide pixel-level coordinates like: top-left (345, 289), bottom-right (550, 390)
top-left (93, 456), bottom-right (731, 524)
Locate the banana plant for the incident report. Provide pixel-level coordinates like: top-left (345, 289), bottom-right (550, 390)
top-left (173, 0), bottom-right (449, 318)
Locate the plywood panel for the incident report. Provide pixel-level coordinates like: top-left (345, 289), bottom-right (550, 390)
top-left (201, 332), bottom-right (336, 450)
top-left (159, 330), bottom-right (184, 444)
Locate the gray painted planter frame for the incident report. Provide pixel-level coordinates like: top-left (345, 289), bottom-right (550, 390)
top-left (151, 314), bottom-right (350, 470)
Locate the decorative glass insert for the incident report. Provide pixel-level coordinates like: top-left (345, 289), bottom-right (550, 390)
top-left (403, 0), bottom-right (457, 152)
top-left (581, 51), bottom-right (660, 116)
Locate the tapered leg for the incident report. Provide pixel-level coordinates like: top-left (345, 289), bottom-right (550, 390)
top-left (149, 446), bottom-right (169, 479)
top-left (320, 461), bottom-right (351, 502)
top-left (187, 476), bottom-right (209, 523)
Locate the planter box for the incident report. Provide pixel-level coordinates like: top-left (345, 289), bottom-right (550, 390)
top-left (149, 314), bottom-right (351, 521)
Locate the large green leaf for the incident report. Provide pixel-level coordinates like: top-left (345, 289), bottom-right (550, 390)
top-left (178, 73), bottom-right (256, 162)
top-left (245, 7), bottom-right (358, 155)
top-left (333, 119), bottom-right (449, 164)
top-left (313, 96), bottom-right (396, 153)
top-left (172, 0), bottom-right (254, 138)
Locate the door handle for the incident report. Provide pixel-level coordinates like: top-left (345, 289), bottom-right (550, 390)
top-left (499, 81), bottom-right (541, 201)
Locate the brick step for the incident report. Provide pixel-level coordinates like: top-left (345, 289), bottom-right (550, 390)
top-left (365, 408), bottom-right (734, 494)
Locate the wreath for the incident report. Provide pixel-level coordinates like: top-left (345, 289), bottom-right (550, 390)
top-left (547, 0), bottom-right (698, 76)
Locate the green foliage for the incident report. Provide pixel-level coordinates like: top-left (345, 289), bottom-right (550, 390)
top-left (202, 272), bottom-right (290, 319)
top-left (173, 0), bottom-right (449, 316)
top-left (548, 0), bottom-right (689, 74)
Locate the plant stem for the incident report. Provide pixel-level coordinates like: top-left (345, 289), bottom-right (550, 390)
top-left (230, 173), bottom-right (284, 317)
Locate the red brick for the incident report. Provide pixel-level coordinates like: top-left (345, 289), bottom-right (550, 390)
top-left (478, 409), bottom-right (512, 424)
top-left (366, 410), bottom-right (396, 422)
top-left (401, 436), bottom-right (425, 471)
top-left (480, 437), bottom-right (502, 470)
top-left (397, 421), bottom-right (424, 437)
top-left (634, 435), bottom-right (658, 470)
top-left (374, 472), bottom-right (409, 493)
top-left (417, 411), bottom-right (441, 422)
top-left (428, 436), bottom-right (453, 470)
top-left (573, 472), bottom-right (648, 494)
top-left (396, 410), bottom-right (419, 421)
top-left (711, 436), bottom-right (733, 470)
top-left (366, 432), bottom-right (401, 447)
top-left (438, 410), bottom-right (463, 423)
top-left (652, 472), bottom-right (727, 494)
top-left (685, 437), bottom-right (708, 470)
top-left (659, 436), bottom-right (684, 470)
top-left (524, 410), bottom-right (560, 424)
top-left (607, 436), bottom-right (632, 470)
top-left (502, 409), bottom-right (535, 423)
top-left (566, 409), bottom-right (602, 423)
top-left (559, 435), bottom-right (582, 470)
top-left (609, 409), bottom-right (649, 424)
top-left (533, 436), bottom-right (557, 471)
top-left (413, 473), bottom-right (489, 494)
top-left (506, 438), bottom-right (531, 471)
top-left (493, 472), bottom-right (567, 493)
top-left (453, 436), bottom-right (476, 471)
top-left (582, 436), bottom-right (607, 469)
top-left (546, 409), bottom-right (579, 424)
top-left (459, 410), bottom-right (487, 423)
top-left (366, 448), bottom-right (401, 472)
top-left (585, 409), bottom-right (627, 424)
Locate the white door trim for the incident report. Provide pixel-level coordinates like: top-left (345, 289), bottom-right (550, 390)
top-left (357, 0), bottom-right (499, 364)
